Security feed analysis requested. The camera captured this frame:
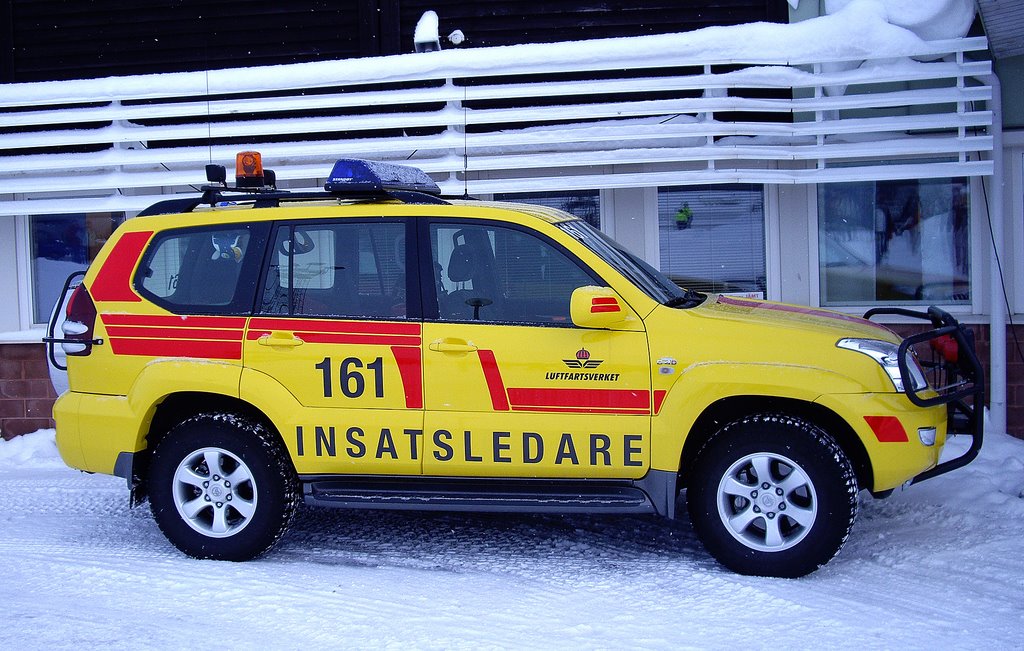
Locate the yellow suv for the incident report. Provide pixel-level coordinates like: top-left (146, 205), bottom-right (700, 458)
top-left (46, 155), bottom-right (983, 577)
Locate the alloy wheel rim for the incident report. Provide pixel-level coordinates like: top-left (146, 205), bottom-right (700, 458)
top-left (716, 451), bottom-right (817, 552)
top-left (171, 447), bottom-right (258, 538)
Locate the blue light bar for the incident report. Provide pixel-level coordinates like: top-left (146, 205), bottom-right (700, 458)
top-left (324, 159), bottom-right (441, 195)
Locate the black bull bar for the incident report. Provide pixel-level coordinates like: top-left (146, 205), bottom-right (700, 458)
top-left (863, 306), bottom-right (985, 485)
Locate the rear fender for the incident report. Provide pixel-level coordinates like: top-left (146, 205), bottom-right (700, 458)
top-left (126, 359), bottom-right (243, 450)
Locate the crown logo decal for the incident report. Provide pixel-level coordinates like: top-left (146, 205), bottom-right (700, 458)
top-left (563, 348), bottom-right (602, 369)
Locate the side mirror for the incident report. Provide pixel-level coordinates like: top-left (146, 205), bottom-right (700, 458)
top-left (570, 286), bottom-right (632, 329)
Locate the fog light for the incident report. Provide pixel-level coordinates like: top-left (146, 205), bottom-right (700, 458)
top-left (918, 427), bottom-right (937, 446)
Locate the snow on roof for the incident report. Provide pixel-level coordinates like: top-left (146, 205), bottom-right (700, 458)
top-left (2, 0), bottom-right (976, 106)
top-left (823, 0), bottom-right (976, 41)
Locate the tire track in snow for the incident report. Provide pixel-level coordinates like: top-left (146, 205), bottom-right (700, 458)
top-left (0, 472), bottom-right (817, 648)
top-left (3, 462), bottom-right (1023, 649)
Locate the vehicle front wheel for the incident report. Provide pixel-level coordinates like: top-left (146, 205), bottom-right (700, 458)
top-left (148, 413), bottom-right (299, 561)
top-left (687, 413), bottom-right (858, 578)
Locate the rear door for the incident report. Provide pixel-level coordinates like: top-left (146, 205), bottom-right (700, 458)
top-left (241, 218), bottom-right (425, 476)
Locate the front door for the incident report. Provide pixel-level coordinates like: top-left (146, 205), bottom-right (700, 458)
top-left (241, 218), bottom-right (424, 476)
top-left (421, 220), bottom-right (651, 479)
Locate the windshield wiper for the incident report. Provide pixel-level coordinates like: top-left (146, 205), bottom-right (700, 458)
top-left (664, 289), bottom-right (706, 309)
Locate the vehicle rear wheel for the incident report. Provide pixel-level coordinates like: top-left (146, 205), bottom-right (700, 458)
top-left (687, 413), bottom-right (858, 577)
top-left (148, 412), bottom-right (299, 561)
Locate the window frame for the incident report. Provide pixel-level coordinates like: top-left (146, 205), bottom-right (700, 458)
top-left (254, 217), bottom-right (420, 321)
top-left (1013, 148), bottom-right (1024, 317)
top-left (133, 222), bottom-right (271, 316)
top-left (809, 177), bottom-right (981, 314)
top-left (17, 211), bottom-right (126, 328)
top-left (418, 217), bottom-right (607, 327)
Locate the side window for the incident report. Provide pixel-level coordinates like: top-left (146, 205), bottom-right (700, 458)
top-left (431, 222), bottom-right (597, 324)
top-left (259, 221), bottom-right (407, 319)
top-left (136, 223), bottom-right (266, 314)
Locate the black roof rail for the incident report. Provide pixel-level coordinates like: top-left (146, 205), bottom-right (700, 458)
top-left (136, 197), bottom-right (207, 217)
top-left (136, 187), bottom-right (450, 217)
top-left (135, 157), bottom-right (452, 217)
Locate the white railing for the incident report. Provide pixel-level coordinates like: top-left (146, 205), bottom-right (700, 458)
top-left (0, 33), bottom-right (993, 216)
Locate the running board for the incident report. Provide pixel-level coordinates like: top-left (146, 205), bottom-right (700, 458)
top-left (302, 477), bottom-right (658, 515)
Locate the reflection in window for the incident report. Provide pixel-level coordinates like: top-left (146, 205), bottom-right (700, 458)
top-left (138, 225), bottom-right (260, 310)
top-left (30, 212), bottom-right (124, 323)
top-left (657, 185), bottom-right (766, 296)
top-left (494, 190), bottom-right (601, 229)
top-left (259, 221), bottom-right (406, 319)
top-left (818, 178), bottom-right (969, 306)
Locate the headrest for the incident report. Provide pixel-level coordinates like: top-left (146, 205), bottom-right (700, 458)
top-left (447, 244), bottom-right (477, 283)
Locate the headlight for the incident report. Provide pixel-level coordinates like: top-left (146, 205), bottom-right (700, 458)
top-left (836, 338), bottom-right (928, 393)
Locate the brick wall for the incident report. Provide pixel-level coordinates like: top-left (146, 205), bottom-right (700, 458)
top-left (0, 344), bottom-right (57, 440)
top-left (976, 323), bottom-right (1024, 438)
top-left (1009, 330), bottom-right (1024, 439)
top-left (0, 324), bottom-right (1021, 441)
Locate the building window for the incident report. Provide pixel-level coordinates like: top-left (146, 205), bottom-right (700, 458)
top-left (818, 178), bottom-right (969, 306)
top-left (657, 185), bottom-right (766, 296)
top-left (30, 212), bottom-right (124, 324)
top-left (495, 190), bottom-right (601, 229)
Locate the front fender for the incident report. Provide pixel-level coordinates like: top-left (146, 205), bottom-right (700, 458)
top-left (649, 361), bottom-right (864, 472)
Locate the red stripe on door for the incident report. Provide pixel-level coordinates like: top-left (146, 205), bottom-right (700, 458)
top-left (507, 388), bottom-right (650, 414)
top-left (476, 349), bottom-right (510, 411)
top-left (653, 390), bottom-right (667, 415)
top-left (510, 405), bottom-right (651, 415)
top-left (391, 346), bottom-right (423, 409)
top-left (247, 318), bottom-right (421, 336)
top-left (246, 330), bottom-right (420, 347)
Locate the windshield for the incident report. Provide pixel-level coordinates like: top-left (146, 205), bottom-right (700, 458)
top-left (555, 219), bottom-right (704, 307)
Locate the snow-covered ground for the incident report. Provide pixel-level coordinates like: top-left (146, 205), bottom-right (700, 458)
top-left (1, 427), bottom-right (1021, 649)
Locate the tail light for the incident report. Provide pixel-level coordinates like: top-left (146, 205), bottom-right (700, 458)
top-left (62, 284), bottom-right (98, 356)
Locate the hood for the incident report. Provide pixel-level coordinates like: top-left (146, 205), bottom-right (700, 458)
top-left (697, 295), bottom-right (900, 343)
top-left (643, 294), bottom-right (906, 396)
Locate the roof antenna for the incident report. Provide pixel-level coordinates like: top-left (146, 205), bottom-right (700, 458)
top-left (205, 67), bottom-right (213, 165)
top-left (203, 29), bottom-right (213, 166)
top-left (462, 84), bottom-right (469, 199)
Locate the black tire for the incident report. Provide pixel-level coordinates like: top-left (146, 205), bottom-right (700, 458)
top-left (148, 412), bottom-right (299, 561)
top-left (687, 413), bottom-right (858, 578)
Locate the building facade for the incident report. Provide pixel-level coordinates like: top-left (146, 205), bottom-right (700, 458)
top-left (1, 0), bottom-right (1022, 438)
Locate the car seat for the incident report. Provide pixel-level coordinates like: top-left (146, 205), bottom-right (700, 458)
top-left (442, 228), bottom-right (503, 320)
